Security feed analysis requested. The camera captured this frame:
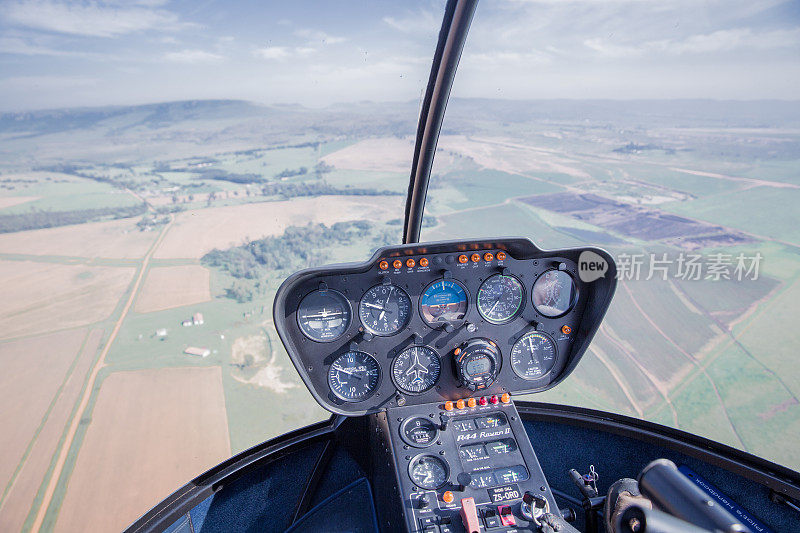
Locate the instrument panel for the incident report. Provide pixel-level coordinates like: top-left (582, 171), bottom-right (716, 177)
top-left (274, 237), bottom-right (616, 416)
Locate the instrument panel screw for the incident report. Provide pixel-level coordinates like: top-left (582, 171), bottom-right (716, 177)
top-left (466, 323), bottom-right (477, 333)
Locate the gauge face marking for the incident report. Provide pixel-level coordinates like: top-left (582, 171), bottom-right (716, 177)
top-left (400, 417), bottom-right (439, 448)
top-left (510, 331), bottom-right (557, 380)
top-left (392, 345), bottom-right (441, 394)
top-left (297, 289), bottom-right (351, 342)
top-left (532, 269), bottom-right (577, 317)
top-left (477, 274), bottom-right (524, 324)
top-left (408, 454), bottom-right (449, 489)
top-left (327, 350), bottom-right (380, 402)
top-left (358, 284), bottom-right (411, 336)
top-left (419, 279), bottom-right (468, 327)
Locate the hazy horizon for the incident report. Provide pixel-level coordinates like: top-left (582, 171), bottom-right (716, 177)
top-left (1, 0), bottom-right (798, 112)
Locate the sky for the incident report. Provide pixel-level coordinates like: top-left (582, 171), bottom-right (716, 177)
top-left (0, 0), bottom-right (798, 112)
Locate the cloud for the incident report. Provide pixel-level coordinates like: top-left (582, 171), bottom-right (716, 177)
top-left (382, 9), bottom-right (442, 34)
top-left (1, 0), bottom-right (191, 38)
top-left (584, 27), bottom-right (800, 58)
top-left (253, 46), bottom-right (290, 60)
top-left (163, 49), bottom-right (223, 64)
top-left (293, 28), bottom-right (347, 45)
top-left (253, 46), bottom-right (318, 60)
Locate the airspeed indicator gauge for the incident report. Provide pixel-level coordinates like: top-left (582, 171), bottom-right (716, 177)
top-left (359, 283), bottom-right (411, 336)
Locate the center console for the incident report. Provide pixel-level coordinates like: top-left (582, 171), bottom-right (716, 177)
top-left (274, 238), bottom-right (617, 532)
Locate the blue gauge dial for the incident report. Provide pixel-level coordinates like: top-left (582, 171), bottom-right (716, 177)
top-left (419, 279), bottom-right (468, 327)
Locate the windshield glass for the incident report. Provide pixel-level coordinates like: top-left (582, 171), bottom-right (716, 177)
top-left (0, 2), bottom-right (440, 530)
top-left (423, 1), bottom-right (800, 472)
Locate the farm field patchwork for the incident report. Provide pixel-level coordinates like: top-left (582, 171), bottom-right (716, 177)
top-left (0, 260), bottom-right (135, 339)
top-left (153, 195), bottom-right (402, 259)
top-left (0, 328), bottom-right (103, 533)
top-left (0, 329), bottom-right (88, 496)
top-left (52, 366), bottom-right (230, 533)
top-left (135, 265), bottom-right (211, 313)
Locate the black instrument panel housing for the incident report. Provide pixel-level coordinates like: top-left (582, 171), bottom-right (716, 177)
top-left (273, 237), bottom-right (617, 416)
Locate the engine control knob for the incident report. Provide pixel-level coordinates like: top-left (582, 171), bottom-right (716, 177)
top-left (418, 494), bottom-right (432, 509)
top-left (453, 338), bottom-right (501, 391)
top-left (457, 472), bottom-right (472, 491)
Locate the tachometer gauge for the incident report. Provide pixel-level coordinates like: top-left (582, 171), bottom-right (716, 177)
top-left (532, 270), bottom-right (577, 318)
top-left (359, 283), bottom-right (411, 336)
top-left (408, 455), bottom-right (449, 490)
top-left (510, 331), bottom-right (557, 380)
top-left (297, 289), bottom-right (351, 342)
top-left (420, 279), bottom-right (468, 328)
top-left (327, 351), bottom-right (380, 402)
top-left (400, 417), bottom-right (439, 448)
top-left (477, 274), bottom-right (524, 324)
top-left (392, 345), bottom-right (441, 394)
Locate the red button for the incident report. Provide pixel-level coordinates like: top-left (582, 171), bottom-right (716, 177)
top-left (479, 396), bottom-right (488, 406)
top-left (490, 395), bottom-right (499, 405)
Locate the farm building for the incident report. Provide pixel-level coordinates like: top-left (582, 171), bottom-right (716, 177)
top-left (193, 312), bottom-right (204, 325)
top-left (184, 347), bottom-right (211, 358)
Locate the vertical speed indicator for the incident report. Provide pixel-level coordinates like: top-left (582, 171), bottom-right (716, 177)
top-left (327, 351), bottom-right (380, 402)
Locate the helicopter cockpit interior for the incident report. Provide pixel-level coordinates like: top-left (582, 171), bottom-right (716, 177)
top-left (117, 1), bottom-right (800, 532)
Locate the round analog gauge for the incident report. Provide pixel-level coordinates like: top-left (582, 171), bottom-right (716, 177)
top-left (419, 279), bottom-right (468, 328)
top-left (392, 345), bottom-right (441, 394)
top-left (327, 350), bottom-right (380, 402)
top-left (477, 274), bottom-right (525, 324)
top-left (359, 284), bottom-right (411, 336)
top-left (510, 331), bottom-right (557, 380)
top-left (400, 417), bottom-right (439, 448)
top-left (297, 289), bottom-right (351, 342)
top-left (408, 455), bottom-right (449, 490)
top-left (532, 270), bottom-right (578, 318)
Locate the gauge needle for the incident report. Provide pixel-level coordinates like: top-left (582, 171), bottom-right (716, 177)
top-left (333, 366), bottom-right (361, 378)
top-left (379, 290), bottom-right (393, 321)
top-left (363, 303), bottom-right (384, 310)
top-left (489, 299), bottom-right (500, 314)
top-left (528, 337), bottom-right (535, 360)
top-left (423, 472), bottom-right (433, 483)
